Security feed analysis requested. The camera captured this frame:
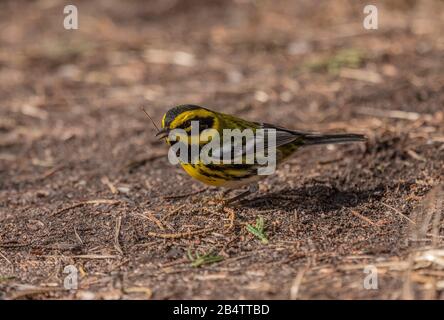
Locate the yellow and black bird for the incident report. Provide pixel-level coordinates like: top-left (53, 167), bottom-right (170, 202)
top-left (156, 104), bottom-right (366, 202)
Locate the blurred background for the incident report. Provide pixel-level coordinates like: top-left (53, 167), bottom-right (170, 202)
top-left (1, 0), bottom-right (443, 299)
top-left (1, 0), bottom-right (443, 162)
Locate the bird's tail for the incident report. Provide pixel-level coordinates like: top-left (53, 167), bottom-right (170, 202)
top-left (303, 133), bottom-right (366, 146)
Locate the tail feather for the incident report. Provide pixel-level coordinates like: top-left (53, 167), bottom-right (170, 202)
top-left (303, 133), bottom-right (366, 146)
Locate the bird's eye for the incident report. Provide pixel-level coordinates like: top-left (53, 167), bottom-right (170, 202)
top-left (181, 120), bottom-right (192, 129)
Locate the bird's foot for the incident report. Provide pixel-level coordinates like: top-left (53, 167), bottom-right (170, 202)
top-left (221, 184), bottom-right (259, 206)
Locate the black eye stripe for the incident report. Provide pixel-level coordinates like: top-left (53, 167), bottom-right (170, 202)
top-left (196, 117), bottom-right (214, 129)
top-left (179, 117), bottom-right (214, 130)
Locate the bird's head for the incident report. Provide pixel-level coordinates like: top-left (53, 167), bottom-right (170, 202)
top-left (156, 105), bottom-right (220, 145)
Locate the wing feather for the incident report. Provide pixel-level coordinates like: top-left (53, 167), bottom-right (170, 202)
top-left (210, 123), bottom-right (301, 161)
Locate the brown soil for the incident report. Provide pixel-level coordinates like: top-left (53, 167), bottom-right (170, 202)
top-left (1, 0), bottom-right (444, 300)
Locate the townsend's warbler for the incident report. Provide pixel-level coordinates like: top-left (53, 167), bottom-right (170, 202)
top-left (156, 105), bottom-right (366, 202)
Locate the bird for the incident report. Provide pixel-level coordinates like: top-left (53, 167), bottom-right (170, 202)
top-left (155, 104), bottom-right (366, 203)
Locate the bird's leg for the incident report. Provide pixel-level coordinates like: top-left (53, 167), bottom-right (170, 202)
top-left (223, 184), bottom-right (259, 205)
top-left (221, 188), bottom-right (233, 197)
top-left (211, 188), bottom-right (231, 202)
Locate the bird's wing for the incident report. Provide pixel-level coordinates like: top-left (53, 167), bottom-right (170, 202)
top-left (257, 122), bottom-right (305, 148)
top-left (210, 123), bottom-right (302, 161)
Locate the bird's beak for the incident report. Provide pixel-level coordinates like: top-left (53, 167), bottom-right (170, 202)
top-left (156, 128), bottom-right (170, 139)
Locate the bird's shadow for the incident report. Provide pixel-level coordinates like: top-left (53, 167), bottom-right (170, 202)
top-left (241, 184), bottom-right (384, 212)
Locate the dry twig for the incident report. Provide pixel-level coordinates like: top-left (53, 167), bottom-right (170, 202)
top-left (114, 216), bottom-right (123, 255)
top-left (0, 250), bottom-right (11, 264)
top-left (148, 227), bottom-right (215, 239)
top-left (381, 202), bottom-right (415, 224)
top-left (52, 199), bottom-right (121, 216)
top-left (355, 107), bottom-right (424, 121)
top-left (101, 176), bottom-right (118, 194)
top-left (162, 188), bottom-right (207, 199)
top-left (349, 209), bottom-right (377, 226)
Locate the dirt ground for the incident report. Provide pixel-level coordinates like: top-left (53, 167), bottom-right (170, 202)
top-left (1, 0), bottom-right (444, 300)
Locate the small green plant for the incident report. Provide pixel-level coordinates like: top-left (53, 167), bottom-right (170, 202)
top-left (0, 276), bottom-right (15, 283)
top-left (187, 249), bottom-right (223, 268)
top-left (246, 216), bottom-right (268, 244)
top-left (303, 49), bottom-right (365, 74)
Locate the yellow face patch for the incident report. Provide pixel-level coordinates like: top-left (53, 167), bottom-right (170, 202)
top-left (161, 113), bottom-right (167, 128)
top-left (161, 108), bottom-right (220, 146)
